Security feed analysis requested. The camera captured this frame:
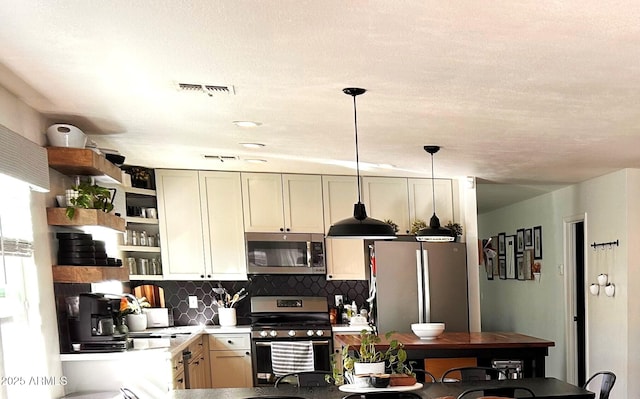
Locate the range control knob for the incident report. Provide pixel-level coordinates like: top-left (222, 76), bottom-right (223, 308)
top-left (288, 330), bottom-right (296, 337)
top-left (269, 330), bottom-right (278, 337)
top-left (316, 330), bottom-right (324, 336)
top-left (306, 330), bottom-right (315, 337)
top-left (259, 330), bottom-right (268, 338)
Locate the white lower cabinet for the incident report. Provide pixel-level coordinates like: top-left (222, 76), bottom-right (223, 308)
top-left (209, 333), bottom-right (253, 388)
top-left (156, 169), bottom-right (247, 280)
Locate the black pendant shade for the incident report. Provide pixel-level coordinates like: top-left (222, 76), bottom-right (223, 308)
top-left (416, 145), bottom-right (455, 242)
top-left (326, 88), bottom-right (397, 240)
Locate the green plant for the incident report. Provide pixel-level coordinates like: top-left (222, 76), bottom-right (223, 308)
top-left (410, 219), bottom-right (427, 235)
top-left (445, 221), bottom-right (463, 236)
top-left (329, 330), bottom-right (412, 385)
top-left (65, 182), bottom-right (115, 219)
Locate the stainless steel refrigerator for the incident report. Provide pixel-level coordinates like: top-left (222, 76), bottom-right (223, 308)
top-left (371, 239), bottom-right (469, 333)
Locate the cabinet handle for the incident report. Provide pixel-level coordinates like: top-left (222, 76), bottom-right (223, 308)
top-left (328, 275), bottom-right (333, 279)
top-left (227, 340), bottom-right (233, 344)
top-left (279, 227), bottom-right (284, 231)
top-left (406, 230), bottom-right (409, 234)
top-left (285, 228), bottom-right (290, 232)
top-left (195, 361), bottom-right (200, 365)
top-left (178, 378), bottom-right (184, 383)
top-left (245, 351), bottom-right (250, 356)
top-left (200, 274), bottom-right (204, 278)
top-left (207, 274), bottom-right (211, 278)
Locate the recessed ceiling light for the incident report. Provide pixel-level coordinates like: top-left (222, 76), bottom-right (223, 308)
top-left (245, 159), bottom-right (267, 164)
top-left (240, 143), bottom-right (265, 149)
top-left (233, 121), bottom-right (262, 127)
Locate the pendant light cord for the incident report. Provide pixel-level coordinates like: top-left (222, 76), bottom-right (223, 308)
top-left (353, 93), bottom-right (362, 204)
top-left (431, 151), bottom-right (436, 215)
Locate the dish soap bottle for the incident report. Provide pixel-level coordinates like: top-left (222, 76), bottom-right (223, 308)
top-left (351, 300), bottom-right (358, 318)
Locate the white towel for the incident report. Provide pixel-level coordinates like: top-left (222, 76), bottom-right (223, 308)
top-left (271, 341), bottom-right (315, 377)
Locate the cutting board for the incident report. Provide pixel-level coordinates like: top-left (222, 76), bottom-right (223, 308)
top-left (133, 284), bottom-right (165, 308)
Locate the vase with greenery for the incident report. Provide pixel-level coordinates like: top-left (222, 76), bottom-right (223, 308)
top-left (410, 219), bottom-right (427, 235)
top-left (328, 329), bottom-right (414, 386)
top-left (65, 182), bottom-right (116, 219)
top-left (444, 221), bottom-right (463, 239)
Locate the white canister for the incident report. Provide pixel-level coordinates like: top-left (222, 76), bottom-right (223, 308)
top-left (46, 124), bottom-right (87, 148)
top-left (218, 308), bottom-right (237, 326)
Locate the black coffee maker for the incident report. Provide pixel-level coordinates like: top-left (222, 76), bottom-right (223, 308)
top-left (68, 292), bottom-right (130, 352)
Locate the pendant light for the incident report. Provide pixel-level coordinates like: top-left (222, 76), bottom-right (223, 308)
top-left (416, 145), bottom-right (455, 242)
top-left (326, 88), bottom-right (397, 240)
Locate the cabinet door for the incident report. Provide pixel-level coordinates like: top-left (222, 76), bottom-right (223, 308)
top-left (209, 349), bottom-right (252, 388)
top-left (322, 175), bottom-right (366, 280)
top-left (408, 178), bottom-right (454, 229)
top-left (200, 171), bottom-right (247, 280)
top-left (156, 170), bottom-right (206, 279)
top-left (241, 173), bottom-right (285, 232)
top-left (362, 177), bottom-right (410, 234)
top-left (282, 174), bottom-right (324, 233)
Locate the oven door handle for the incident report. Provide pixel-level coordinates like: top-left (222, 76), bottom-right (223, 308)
top-left (254, 340), bottom-right (330, 346)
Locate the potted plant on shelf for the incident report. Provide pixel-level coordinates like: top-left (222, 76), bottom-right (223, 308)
top-left (410, 219), bottom-right (427, 235)
top-left (118, 294), bottom-right (150, 333)
top-left (444, 221), bottom-right (463, 241)
top-left (65, 182), bottom-right (116, 219)
top-left (329, 329), bottom-right (415, 386)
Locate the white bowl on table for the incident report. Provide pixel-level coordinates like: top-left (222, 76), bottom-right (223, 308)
top-left (411, 322), bottom-right (445, 340)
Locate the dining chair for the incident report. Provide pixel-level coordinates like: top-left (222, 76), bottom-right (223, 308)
top-left (413, 368), bottom-right (438, 383)
top-left (456, 386), bottom-right (536, 398)
top-left (441, 366), bottom-right (508, 382)
top-left (583, 371), bottom-right (616, 399)
top-left (273, 370), bottom-right (332, 387)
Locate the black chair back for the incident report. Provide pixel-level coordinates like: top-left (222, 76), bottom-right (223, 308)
top-left (583, 371), bottom-right (616, 399)
top-left (273, 371), bottom-right (332, 387)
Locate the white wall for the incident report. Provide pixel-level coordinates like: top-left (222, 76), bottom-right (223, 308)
top-left (0, 85), bottom-right (65, 398)
top-left (478, 169), bottom-right (639, 399)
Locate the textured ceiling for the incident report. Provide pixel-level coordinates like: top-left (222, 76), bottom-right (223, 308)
top-left (2, 1), bottom-right (640, 212)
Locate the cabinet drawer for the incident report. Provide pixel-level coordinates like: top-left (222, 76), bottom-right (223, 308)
top-left (209, 333), bottom-right (250, 350)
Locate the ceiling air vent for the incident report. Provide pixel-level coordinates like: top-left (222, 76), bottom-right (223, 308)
top-left (203, 155), bottom-right (239, 162)
top-left (177, 82), bottom-right (236, 96)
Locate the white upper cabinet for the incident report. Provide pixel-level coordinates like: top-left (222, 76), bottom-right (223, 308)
top-left (156, 169), bottom-right (206, 278)
top-left (241, 173), bottom-right (324, 233)
top-left (322, 175), bottom-right (367, 280)
top-left (156, 170), bottom-right (247, 280)
top-left (200, 171), bottom-right (247, 280)
top-left (408, 178), bottom-right (455, 228)
top-left (361, 177), bottom-right (410, 234)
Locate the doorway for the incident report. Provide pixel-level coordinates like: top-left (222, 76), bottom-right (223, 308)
top-left (564, 216), bottom-right (586, 385)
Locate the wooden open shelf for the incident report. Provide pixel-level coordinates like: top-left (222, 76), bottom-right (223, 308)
top-left (46, 147), bottom-right (122, 183)
top-left (52, 265), bottom-right (129, 283)
top-left (47, 208), bottom-right (126, 232)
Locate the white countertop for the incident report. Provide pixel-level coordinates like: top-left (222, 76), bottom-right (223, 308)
top-left (60, 324), bottom-right (251, 361)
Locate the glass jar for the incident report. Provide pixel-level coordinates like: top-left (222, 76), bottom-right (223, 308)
top-left (131, 230), bottom-right (140, 246)
top-left (138, 258), bottom-right (149, 275)
top-left (126, 257), bottom-right (137, 274)
top-left (139, 231), bottom-right (147, 246)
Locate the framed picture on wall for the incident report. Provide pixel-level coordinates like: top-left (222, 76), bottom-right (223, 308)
top-left (524, 228), bottom-right (533, 249)
top-left (533, 225), bottom-right (543, 259)
top-left (498, 232), bottom-right (506, 256)
top-left (516, 229), bottom-right (525, 254)
top-left (485, 256), bottom-right (494, 280)
top-left (523, 249), bottom-right (534, 280)
top-left (498, 256), bottom-right (506, 279)
top-left (516, 255), bottom-right (525, 280)
top-left (506, 235), bottom-right (516, 279)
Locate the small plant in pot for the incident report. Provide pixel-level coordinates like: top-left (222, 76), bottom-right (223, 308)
top-left (65, 182), bottom-right (116, 219)
top-left (328, 329), bottom-right (414, 386)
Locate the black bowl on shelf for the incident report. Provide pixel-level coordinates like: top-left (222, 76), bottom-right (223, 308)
top-left (105, 153), bottom-right (125, 166)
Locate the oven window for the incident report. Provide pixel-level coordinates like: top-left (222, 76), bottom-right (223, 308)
top-left (252, 340), bottom-right (332, 386)
top-left (247, 241), bottom-right (308, 268)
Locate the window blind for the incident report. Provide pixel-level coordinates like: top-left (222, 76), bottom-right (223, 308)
top-left (0, 123), bottom-right (49, 192)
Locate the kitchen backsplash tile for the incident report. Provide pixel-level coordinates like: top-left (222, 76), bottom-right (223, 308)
top-left (133, 276), bottom-right (369, 326)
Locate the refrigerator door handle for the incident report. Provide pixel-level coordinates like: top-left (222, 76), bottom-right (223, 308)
top-left (423, 249), bottom-right (431, 323)
top-left (416, 249), bottom-right (431, 323)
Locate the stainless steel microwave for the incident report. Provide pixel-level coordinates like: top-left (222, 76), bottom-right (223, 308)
top-left (245, 232), bottom-right (326, 275)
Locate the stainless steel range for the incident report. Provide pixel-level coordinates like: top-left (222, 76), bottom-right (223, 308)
top-left (249, 296), bottom-right (333, 386)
